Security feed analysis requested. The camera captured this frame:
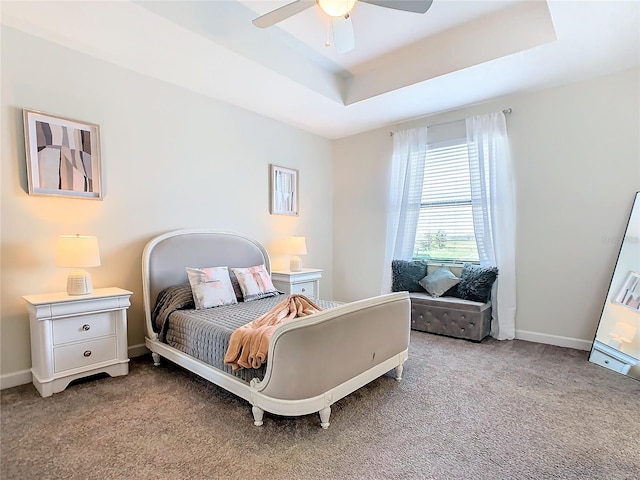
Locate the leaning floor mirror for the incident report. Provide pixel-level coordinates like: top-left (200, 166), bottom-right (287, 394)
top-left (589, 191), bottom-right (640, 379)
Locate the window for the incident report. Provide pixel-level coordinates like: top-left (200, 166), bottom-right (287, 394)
top-left (412, 139), bottom-right (479, 263)
top-left (386, 112), bottom-right (515, 337)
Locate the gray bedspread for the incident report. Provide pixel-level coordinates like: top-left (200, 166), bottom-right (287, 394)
top-left (153, 285), bottom-right (342, 383)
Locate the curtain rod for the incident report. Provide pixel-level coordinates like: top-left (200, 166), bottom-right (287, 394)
top-left (389, 108), bottom-right (512, 136)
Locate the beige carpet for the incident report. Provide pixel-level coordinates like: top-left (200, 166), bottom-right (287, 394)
top-left (2, 331), bottom-right (639, 480)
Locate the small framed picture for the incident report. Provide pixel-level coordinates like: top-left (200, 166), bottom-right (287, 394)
top-left (269, 164), bottom-right (299, 216)
top-left (614, 271), bottom-right (640, 312)
top-left (23, 109), bottom-right (103, 199)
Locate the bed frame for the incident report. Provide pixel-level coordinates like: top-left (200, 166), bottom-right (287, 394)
top-left (142, 229), bottom-right (410, 428)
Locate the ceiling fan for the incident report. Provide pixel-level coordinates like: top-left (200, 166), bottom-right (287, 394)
top-left (252, 0), bottom-right (434, 54)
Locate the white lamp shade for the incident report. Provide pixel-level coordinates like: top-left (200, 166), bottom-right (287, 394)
top-left (287, 236), bottom-right (307, 256)
top-left (56, 235), bottom-right (101, 268)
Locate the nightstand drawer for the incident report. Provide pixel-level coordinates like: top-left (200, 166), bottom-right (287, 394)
top-left (290, 281), bottom-right (316, 298)
top-left (271, 269), bottom-right (322, 302)
top-left (590, 349), bottom-right (628, 373)
top-left (54, 337), bottom-right (117, 373)
top-left (52, 312), bottom-right (115, 345)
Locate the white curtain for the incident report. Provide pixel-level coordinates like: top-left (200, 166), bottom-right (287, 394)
top-left (381, 127), bottom-right (428, 293)
top-left (466, 112), bottom-right (517, 340)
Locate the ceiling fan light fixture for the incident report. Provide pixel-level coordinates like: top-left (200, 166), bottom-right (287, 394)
top-left (317, 0), bottom-right (356, 18)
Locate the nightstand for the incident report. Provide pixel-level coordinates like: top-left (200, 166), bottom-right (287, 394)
top-left (271, 268), bottom-right (323, 301)
top-left (22, 287), bottom-right (132, 397)
top-left (590, 339), bottom-right (639, 375)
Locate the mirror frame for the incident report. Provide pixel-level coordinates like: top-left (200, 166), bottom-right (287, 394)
top-left (589, 191), bottom-right (640, 379)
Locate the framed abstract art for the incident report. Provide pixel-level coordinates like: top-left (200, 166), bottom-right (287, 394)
top-left (614, 271), bottom-right (640, 312)
top-left (23, 109), bottom-right (103, 199)
top-left (269, 164), bottom-right (298, 216)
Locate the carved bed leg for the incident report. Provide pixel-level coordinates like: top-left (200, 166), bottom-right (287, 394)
top-left (394, 363), bottom-right (403, 381)
top-left (319, 407), bottom-right (331, 429)
top-left (151, 352), bottom-right (161, 366)
top-left (252, 406), bottom-right (264, 426)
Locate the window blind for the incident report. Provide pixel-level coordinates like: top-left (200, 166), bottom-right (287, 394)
top-left (413, 141), bottom-right (479, 262)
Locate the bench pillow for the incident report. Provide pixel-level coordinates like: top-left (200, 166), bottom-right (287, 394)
top-left (391, 259), bottom-right (429, 292)
top-left (455, 264), bottom-right (498, 303)
top-left (418, 266), bottom-right (460, 297)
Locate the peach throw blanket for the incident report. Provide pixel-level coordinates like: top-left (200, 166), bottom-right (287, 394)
top-left (224, 294), bottom-right (322, 371)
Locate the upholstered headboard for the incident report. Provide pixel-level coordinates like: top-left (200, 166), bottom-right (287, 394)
top-left (142, 229), bottom-right (271, 338)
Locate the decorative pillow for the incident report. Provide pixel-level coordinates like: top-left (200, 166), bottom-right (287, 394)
top-left (455, 264), bottom-right (499, 303)
top-left (185, 266), bottom-right (238, 310)
top-left (391, 260), bottom-right (429, 292)
top-left (418, 267), bottom-right (460, 298)
top-left (442, 284), bottom-right (461, 298)
top-left (230, 264), bottom-right (281, 302)
top-left (229, 271), bottom-right (244, 301)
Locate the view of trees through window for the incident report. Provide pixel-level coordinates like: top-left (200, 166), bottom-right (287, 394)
top-left (412, 141), bottom-right (479, 263)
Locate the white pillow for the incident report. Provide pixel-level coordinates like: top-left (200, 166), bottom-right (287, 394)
top-left (418, 266), bottom-right (460, 298)
top-left (230, 264), bottom-right (280, 302)
top-left (185, 266), bottom-right (238, 310)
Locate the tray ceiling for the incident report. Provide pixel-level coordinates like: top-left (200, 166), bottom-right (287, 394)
top-left (2, 1), bottom-right (638, 139)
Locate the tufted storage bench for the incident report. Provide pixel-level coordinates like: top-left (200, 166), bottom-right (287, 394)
top-left (409, 293), bottom-right (491, 342)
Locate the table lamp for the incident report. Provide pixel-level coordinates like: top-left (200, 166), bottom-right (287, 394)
top-left (55, 234), bottom-right (101, 295)
top-left (287, 236), bottom-right (307, 272)
top-left (608, 321), bottom-right (637, 350)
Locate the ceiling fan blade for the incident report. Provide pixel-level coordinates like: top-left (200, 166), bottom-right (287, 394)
top-left (360, 0), bottom-right (433, 14)
top-left (252, 0), bottom-right (315, 28)
top-left (332, 15), bottom-right (355, 54)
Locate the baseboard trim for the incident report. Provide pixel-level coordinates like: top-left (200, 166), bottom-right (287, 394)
top-left (128, 343), bottom-right (150, 358)
top-left (0, 369), bottom-right (32, 390)
top-left (515, 329), bottom-right (593, 351)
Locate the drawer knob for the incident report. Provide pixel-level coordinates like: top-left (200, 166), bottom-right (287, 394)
top-left (301, 288), bottom-right (306, 292)
top-left (83, 350), bottom-right (92, 357)
top-left (82, 324), bottom-right (91, 331)
top-left (604, 359), bottom-right (609, 364)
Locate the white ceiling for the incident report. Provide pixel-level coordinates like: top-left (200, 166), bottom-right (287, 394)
top-left (2, 1), bottom-right (639, 139)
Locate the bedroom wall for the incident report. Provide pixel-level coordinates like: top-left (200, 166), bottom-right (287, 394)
top-left (333, 67), bottom-right (640, 350)
top-left (0, 26), bottom-right (334, 385)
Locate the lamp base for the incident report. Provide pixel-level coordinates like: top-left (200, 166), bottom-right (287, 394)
top-left (290, 256), bottom-right (303, 272)
top-left (608, 337), bottom-right (623, 350)
top-left (67, 269), bottom-right (93, 295)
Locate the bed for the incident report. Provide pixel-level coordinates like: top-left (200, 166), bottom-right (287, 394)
top-left (142, 229), bottom-right (410, 428)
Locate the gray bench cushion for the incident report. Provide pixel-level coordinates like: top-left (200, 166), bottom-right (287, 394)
top-left (409, 293), bottom-right (491, 342)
